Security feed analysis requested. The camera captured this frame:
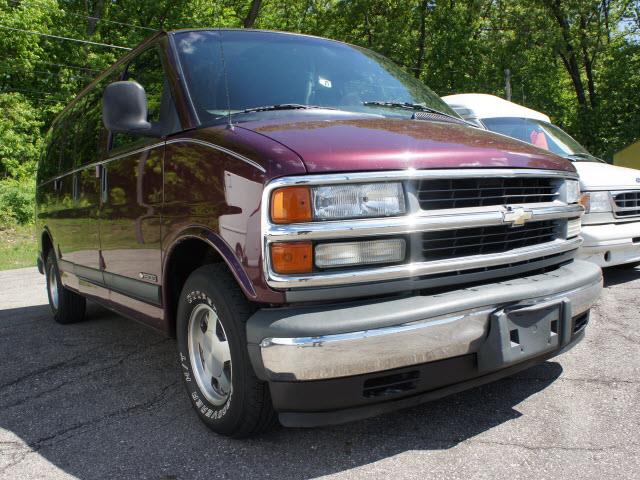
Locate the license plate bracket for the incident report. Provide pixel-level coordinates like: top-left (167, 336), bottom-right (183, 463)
top-left (478, 298), bottom-right (571, 373)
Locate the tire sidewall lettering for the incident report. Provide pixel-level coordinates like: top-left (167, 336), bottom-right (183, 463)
top-left (179, 290), bottom-right (231, 421)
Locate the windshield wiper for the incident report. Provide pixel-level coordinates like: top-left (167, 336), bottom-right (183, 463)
top-left (242, 103), bottom-right (309, 113)
top-left (362, 101), bottom-right (466, 123)
top-left (241, 104), bottom-right (337, 113)
top-left (566, 153), bottom-right (605, 163)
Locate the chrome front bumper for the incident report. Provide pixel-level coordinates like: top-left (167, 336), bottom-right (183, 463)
top-left (579, 222), bottom-right (640, 267)
top-left (246, 260), bottom-right (602, 382)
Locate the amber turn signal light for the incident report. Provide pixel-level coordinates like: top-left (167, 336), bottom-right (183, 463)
top-left (270, 242), bottom-right (313, 274)
top-left (578, 192), bottom-right (590, 212)
top-left (271, 186), bottom-right (312, 224)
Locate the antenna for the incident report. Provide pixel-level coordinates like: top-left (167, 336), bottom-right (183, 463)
top-left (217, 30), bottom-right (233, 130)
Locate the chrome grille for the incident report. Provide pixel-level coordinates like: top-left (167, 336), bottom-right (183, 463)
top-left (612, 190), bottom-right (640, 217)
top-left (417, 177), bottom-right (559, 209)
top-left (421, 220), bottom-right (558, 261)
top-left (263, 169), bottom-right (582, 299)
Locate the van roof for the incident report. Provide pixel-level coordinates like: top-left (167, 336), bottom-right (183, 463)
top-left (442, 93), bottom-right (550, 122)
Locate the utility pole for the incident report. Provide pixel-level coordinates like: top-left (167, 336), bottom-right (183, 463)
top-left (504, 68), bottom-right (512, 101)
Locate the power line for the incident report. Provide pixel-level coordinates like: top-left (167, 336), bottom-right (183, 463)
top-left (0, 25), bottom-right (132, 50)
top-left (37, 61), bottom-right (100, 73)
top-left (8, 0), bottom-right (157, 32)
top-left (0, 87), bottom-right (68, 100)
top-left (0, 90), bottom-right (64, 103)
top-left (0, 65), bottom-right (92, 79)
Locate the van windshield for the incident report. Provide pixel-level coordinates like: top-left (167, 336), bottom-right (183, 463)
top-left (482, 117), bottom-right (601, 162)
top-left (174, 30), bottom-right (458, 122)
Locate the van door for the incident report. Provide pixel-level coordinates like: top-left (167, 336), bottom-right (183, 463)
top-left (56, 97), bottom-right (103, 285)
top-left (99, 44), bottom-right (179, 309)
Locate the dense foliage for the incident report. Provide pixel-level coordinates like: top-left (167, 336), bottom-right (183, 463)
top-left (0, 0), bottom-right (638, 225)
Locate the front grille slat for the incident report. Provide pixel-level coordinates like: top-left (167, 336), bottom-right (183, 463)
top-left (420, 224), bottom-right (555, 243)
top-left (418, 177), bottom-right (559, 210)
top-left (613, 191), bottom-right (640, 217)
top-left (422, 233), bottom-right (555, 253)
top-left (422, 220), bottom-right (558, 261)
top-left (419, 193), bottom-right (558, 203)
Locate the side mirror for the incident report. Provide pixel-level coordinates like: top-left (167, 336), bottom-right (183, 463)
top-left (103, 81), bottom-right (157, 136)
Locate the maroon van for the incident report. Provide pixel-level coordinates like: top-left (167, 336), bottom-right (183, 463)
top-left (35, 29), bottom-right (602, 437)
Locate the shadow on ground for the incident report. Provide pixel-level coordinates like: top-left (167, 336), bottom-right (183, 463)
top-left (602, 264), bottom-right (640, 288)
top-left (0, 300), bottom-right (563, 479)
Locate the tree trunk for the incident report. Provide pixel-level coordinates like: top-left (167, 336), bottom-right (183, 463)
top-left (243, 0), bottom-right (263, 28)
top-left (414, 0), bottom-right (429, 78)
top-left (545, 0), bottom-right (587, 106)
top-left (364, 10), bottom-right (373, 47)
top-left (579, 14), bottom-right (597, 108)
top-left (86, 0), bottom-right (104, 36)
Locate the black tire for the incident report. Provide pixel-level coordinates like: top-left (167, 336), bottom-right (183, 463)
top-left (45, 250), bottom-right (86, 324)
top-left (176, 264), bottom-right (277, 437)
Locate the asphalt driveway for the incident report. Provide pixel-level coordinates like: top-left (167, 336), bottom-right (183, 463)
top-left (0, 266), bottom-right (639, 480)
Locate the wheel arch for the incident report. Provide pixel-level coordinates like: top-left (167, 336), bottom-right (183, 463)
top-left (38, 227), bottom-right (54, 274)
top-left (162, 228), bottom-right (257, 337)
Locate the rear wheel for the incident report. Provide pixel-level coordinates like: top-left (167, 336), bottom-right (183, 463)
top-left (45, 250), bottom-right (86, 324)
top-left (176, 264), bottom-right (277, 437)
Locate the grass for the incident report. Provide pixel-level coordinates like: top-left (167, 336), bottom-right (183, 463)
top-left (0, 224), bottom-right (37, 271)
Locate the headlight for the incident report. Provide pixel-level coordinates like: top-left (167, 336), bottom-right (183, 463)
top-left (565, 180), bottom-right (581, 204)
top-left (312, 183), bottom-right (405, 220)
top-left (270, 183), bottom-right (406, 223)
top-left (580, 191), bottom-right (612, 213)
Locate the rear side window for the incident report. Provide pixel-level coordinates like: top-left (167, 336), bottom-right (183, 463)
top-left (39, 67), bottom-right (122, 182)
top-left (59, 108), bottom-right (80, 173)
top-left (38, 128), bottom-right (63, 183)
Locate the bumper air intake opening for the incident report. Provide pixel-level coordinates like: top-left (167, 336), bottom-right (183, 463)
top-left (509, 329), bottom-right (520, 348)
top-left (632, 237), bottom-right (640, 244)
top-left (572, 312), bottom-right (589, 334)
top-left (363, 370), bottom-right (419, 398)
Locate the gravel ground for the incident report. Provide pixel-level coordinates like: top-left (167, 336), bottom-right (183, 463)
top-left (0, 266), bottom-right (639, 480)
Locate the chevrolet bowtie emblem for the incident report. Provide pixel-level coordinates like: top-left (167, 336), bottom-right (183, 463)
top-left (503, 207), bottom-right (533, 227)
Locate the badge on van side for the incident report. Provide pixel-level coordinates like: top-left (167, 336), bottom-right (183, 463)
top-left (139, 272), bottom-right (158, 282)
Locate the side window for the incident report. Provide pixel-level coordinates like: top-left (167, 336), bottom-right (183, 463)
top-left (125, 47), bottom-right (165, 123)
top-left (76, 68), bottom-right (123, 165)
top-left (59, 107), bottom-right (80, 173)
top-left (111, 46), bottom-right (178, 151)
top-left (38, 127), bottom-right (63, 183)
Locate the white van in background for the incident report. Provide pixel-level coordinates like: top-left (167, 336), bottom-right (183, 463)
top-left (444, 93), bottom-right (640, 268)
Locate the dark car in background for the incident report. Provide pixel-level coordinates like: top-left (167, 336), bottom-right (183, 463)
top-left (36, 29), bottom-right (602, 437)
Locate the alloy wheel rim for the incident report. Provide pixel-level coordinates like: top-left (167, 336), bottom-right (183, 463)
top-left (47, 263), bottom-right (59, 310)
top-left (187, 303), bottom-right (232, 406)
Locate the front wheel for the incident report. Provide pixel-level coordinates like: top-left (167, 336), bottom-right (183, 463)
top-left (176, 264), bottom-right (277, 437)
top-left (45, 250), bottom-right (86, 324)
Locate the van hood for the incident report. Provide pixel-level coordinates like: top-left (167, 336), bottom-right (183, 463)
top-left (235, 112), bottom-right (575, 174)
top-left (574, 161), bottom-right (640, 191)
